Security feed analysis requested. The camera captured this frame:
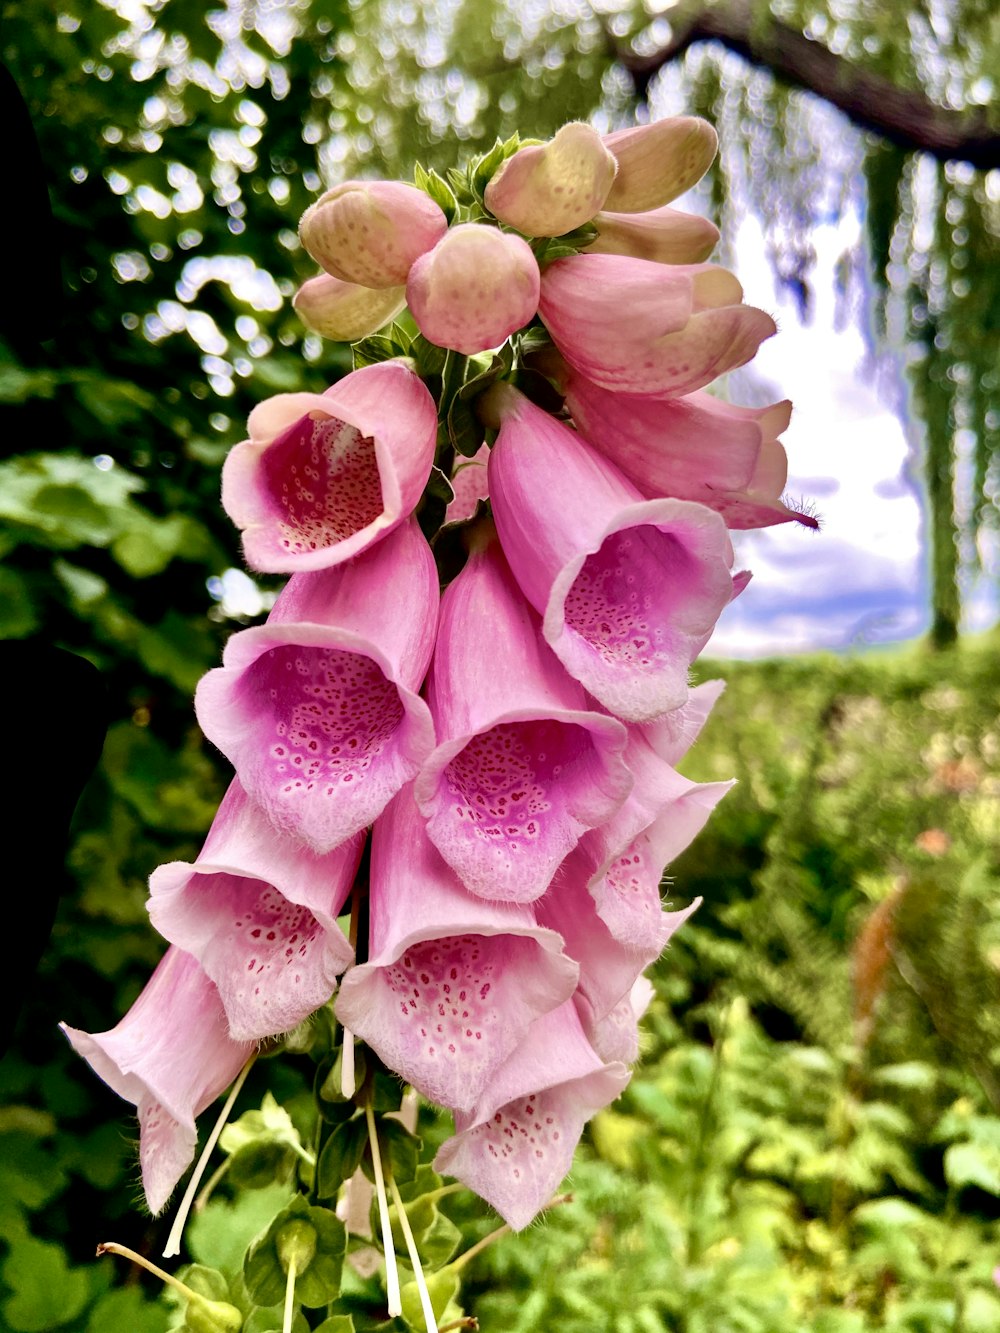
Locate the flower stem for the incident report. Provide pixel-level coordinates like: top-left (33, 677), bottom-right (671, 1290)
top-left (342, 886), bottom-right (362, 1098)
top-left (96, 1242), bottom-right (204, 1304)
top-left (364, 1101), bottom-right (401, 1317)
top-left (389, 1174), bottom-right (437, 1333)
top-left (163, 1054), bottom-right (256, 1258)
top-left (282, 1254), bottom-right (297, 1333)
top-left (449, 1193), bottom-right (573, 1273)
top-left (193, 1156), bottom-right (231, 1214)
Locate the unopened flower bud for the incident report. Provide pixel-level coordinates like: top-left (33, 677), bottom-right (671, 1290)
top-left (299, 180), bottom-right (448, 288)
top-left (406, 223), bottom-right (540, 354)
top-left (587, 205), bottom-right (720, 265)
top-left (603, 116), bottom-right (718, 213)
top-left (292, 273), bottom-right (405, 342)
top-left (484, 121), bottom-right (617, 236)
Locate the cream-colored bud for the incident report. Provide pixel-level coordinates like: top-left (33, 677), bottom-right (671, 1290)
top-left (484, 122), bottom-right (617, 237)
top-left (603, 117), bottom-right (718, 213)
top-left (299, 180), bottom-right (447, 288)
top-left (587, 205), bottom-right (719, 265)
top-left (292, 273), bottom-right (406, 342)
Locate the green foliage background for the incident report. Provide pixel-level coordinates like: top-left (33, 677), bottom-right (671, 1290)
top-left (1, 1), bottom-right (999, 1329)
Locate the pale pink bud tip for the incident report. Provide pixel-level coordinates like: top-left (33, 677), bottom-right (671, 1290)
top-left (293, 273), bottom-right (406, 342)
top-left (299, 180), bottom-right (448, 288)
top-left (406, 224), bottom-right (540, 355)
top-left (485, 121), bottom-right (617, 237)
top-left (604, 117), bottom-right (719, 213)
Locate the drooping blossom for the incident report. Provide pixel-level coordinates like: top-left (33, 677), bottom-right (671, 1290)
top-left (60, 948), bottom-right (253, 1215)
top-left (602, 116), bottom-right (719, 213)
top-left (564, 372), bottom-right (817, 529)
top-left (585, 204), bottom-right (720, 265)
top-left (222, 359), bottom-right (437, 572)
top-left (292, 273), bottom-right (406, 343)
top-left (434, 1000), bottom-right (629, 1230)
top-left (538, 252), bottom-right (775, 397)
top-left (414, 534), bottom-right (631, 903)
top-left (195, 518), bottom-right (437, 854)
top-left (485, 384), bottom-right (736, 722)
top-left (299, 180), bottom-right (448, 288)
top-left (334, 787), bottom-right (578, 1113)
top-left (148, 780), bottom-right (364, 1042)
top-left (484, 121), bottom-right (617, 237)
top-left (406, 224), bottom-right (540, 355)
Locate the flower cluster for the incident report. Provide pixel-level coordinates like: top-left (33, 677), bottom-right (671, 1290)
top-left (64, 115), bottom-right (815, 1318)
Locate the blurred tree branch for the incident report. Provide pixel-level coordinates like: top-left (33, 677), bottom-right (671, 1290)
top-left (610, 0), bottom-right (999, 168)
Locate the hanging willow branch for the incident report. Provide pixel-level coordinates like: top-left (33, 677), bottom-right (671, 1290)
top-left (608, 0), bottom-right (1000, 169)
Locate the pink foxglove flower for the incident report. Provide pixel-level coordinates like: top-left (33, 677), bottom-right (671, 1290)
top-left (434, 1000), bottom-right (629, 1230)
top-left (586, 975), bottom-right (656, 1065)
top-left (484, 122), bottom-right (617, 237)
top-left (292, 273), bottom-right (406, 342)
top-left (61, 948), bottom-right (253, 1215)
top-left (406, 224), bottom-right (540, 354)
top-left (565, 375), bottom-right (817, 529)
top-left (299, 180), bottom-right (448, 288)
top-left (195, 518), bottom-right (437, 855)
top-left (586, 205), bottom-right (720, 266)
top-left (602, 116), bottom-right (718, 213)
top-left (486, 385), bottom-right (736, 722)
top-left (148, 781), bottom-right (364, 1042)
top-left (539, 252), bottom-right (775, 397)
top-left (443, 442), bottom-right (490, 527)
top-left (222, 359), bottom-right (437, 572)
top-left (414, 536), bottom-right (631, 903)
top-left (334, 788), bottom-right (578, 1112)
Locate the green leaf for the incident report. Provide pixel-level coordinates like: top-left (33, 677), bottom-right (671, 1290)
top-left (86, 1285), bottom-right (170, 1333)
top-left (188, 1184), bottom-right (296, 1276)
top-left (1, 1235), bottom-right (91, 1332)
top-left (945, 1140), bottom-right (1000, 1195)
top-left (399, 1267), bottom-right (460, 1330)
top-left (408, 334), bottom-right (447, 378)
top-left (352, 335), bottom-right (406, 371)
top-left (359, 1118), bottom-right (419, 1187)
top-left (312, 1318), bottom-right (356, 1333)
top-left (413, 163), bottom-right (458, 223)
top-left (0, 567), bottom-right (39, 637)
top-left (317, 1116), bottom-right (368, 1197)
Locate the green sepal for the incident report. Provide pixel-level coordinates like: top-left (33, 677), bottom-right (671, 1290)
top-left (409, 334), bottom-right (447, 378)
top-left (447, 392), bottom-right (486, 459)
top-left (171, 1268), bottom-right (242, 1333)
top-left (375, 1190), bottom-right (460, 1267)
top-left (352, 336), bottom-right (408, 372)
top-left (359, 1118), bottom-right (420, 1187)
top-left (220, 1094), bottom-right (305, 1191)
top-left (227, 1139), bottom-right (298, 1191)
top-left (244, 1308), bottom-right (309, 1333)
top-left (471, 133), bottom-right (521, 205)
top-left (316, 1116), bottom-right (368, 1197)
top-left (312, 1318), bottom-right (357, 1333)
top-left (531, 222), bottom-right (600, 265)
top-left (413, 163), bottom-right (458, 224)
top-left (399, 1267), bottom-right (461, 1330)
top-left (243, 1196), bottom-right (346, 1309)
top-left (283, 1004), bottom-right (337, 1058)
top-left (318, 1045), bottom-right (369, 1108)
top-left (368, 1066), bottom-right (405, 1114)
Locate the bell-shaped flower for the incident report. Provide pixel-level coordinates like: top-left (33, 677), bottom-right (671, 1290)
top-left (539, 252), bottom-right (775, 397)
top-left (584, 975), bottom-right (656, 1065)
top-left (586, 204), bottom-right (719, 265)
top-left (195, 519), bottom-right (437, 854)
top-left (299, 180), bottom-right (448, 288)
top-left (292, 273), bottom-right (406, 342)
top-left (148, 780), bottom-right (364, 1042)
top-left (443, 442), bottom-right (490, 527)
top-left (434, 1000), bottom-right (629, 1230)
top-left (565, 375), bottom-right (814, 528)
top-left (602, 116), bottom-right (718, 214)
top-left (61, 948), bottom-right (253, 1215)
top-left (222, 359), bottom-right (437, 573)
top-left (485, 385), bottom-right (736, 722)
top-left (484, 121), bottom-right (617, 237)
top-left (414, 534), bottom-right (631, 903)
top-left (406, 224), bottom-right (540, 355)
top-left (576, 717), bottom-right (731, 954)
top-left (334, 787), bottom-right (578, 1113)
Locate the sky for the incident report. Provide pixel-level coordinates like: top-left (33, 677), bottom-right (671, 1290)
top-left (709, 210), bottom-right (950, 658)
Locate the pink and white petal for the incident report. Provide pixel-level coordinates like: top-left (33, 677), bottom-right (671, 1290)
top-left (222, 361), bottom-right (437, 573)
top-left (137, 1098), bottom-right (198, 1216)
top-left (416, 539), bottom-right (630, 902)
top-left (149, 783), bottom-right (364, 1041)
top-left (334, 788), bottom-right (578, 1112)
top-left (443, 444), bottom-right (490, 527)
top-left (195, 523), bottom-right (438, 854)
top-left (434, 1001), bottom-right (629, 1230)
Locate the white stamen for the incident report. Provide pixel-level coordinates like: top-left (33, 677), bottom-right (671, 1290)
top-left (365, 1101), bottom-right (401, 1316)
top-left (389, 1174), bottom-right (438, 1333)
top-left (163, 1055), bottom-right (256, 1258)
top-left (282, 1254), bottom-right (297, 1333)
